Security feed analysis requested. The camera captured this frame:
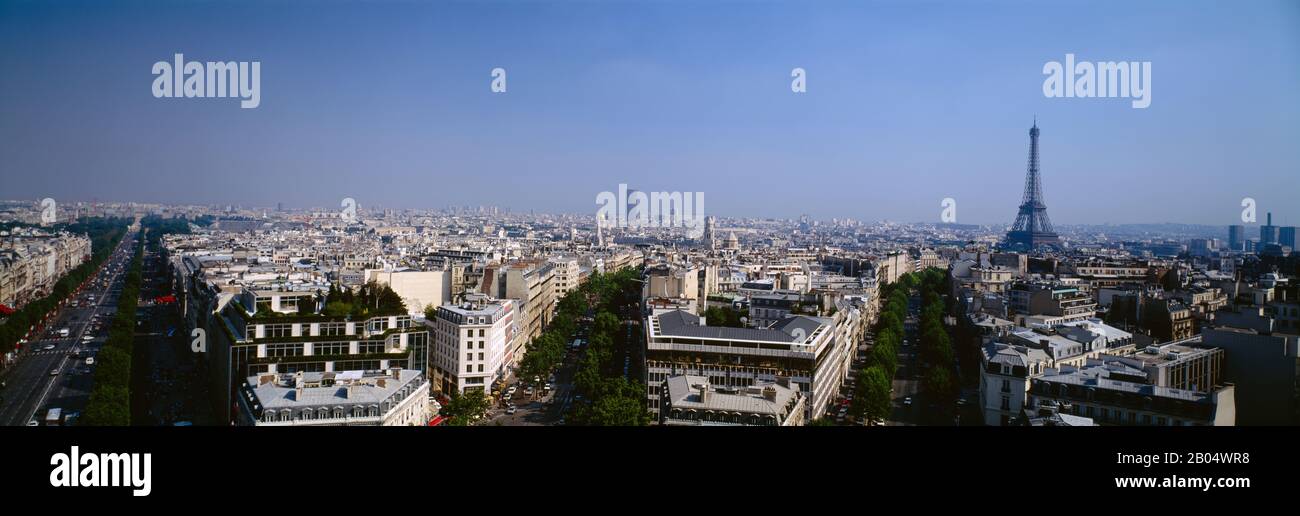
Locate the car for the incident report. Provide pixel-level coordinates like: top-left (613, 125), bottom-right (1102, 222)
top-left (903, 397), bottom-right (913, 406)
top-left (43, 344), bottom-right (56, 351)
top-left (27, 420), bottom-right (39, 427)
top-left (50, 368), bottom-right (61, 376)
top-left (506, 406), bottom-right (517, 415)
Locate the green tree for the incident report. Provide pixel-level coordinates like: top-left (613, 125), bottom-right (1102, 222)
top-left (923, 366), bottom-right (955, 403)
top-left (440, 390), bottom-right (491, 425)
top-left (852, 366), bottom-right (893, 422)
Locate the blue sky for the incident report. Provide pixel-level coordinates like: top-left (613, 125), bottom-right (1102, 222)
top-left (1, 0), bottom-right (1297, 225)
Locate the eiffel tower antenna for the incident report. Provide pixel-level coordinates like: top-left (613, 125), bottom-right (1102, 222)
top-left (1005, 120), bottom-right (1060, 250)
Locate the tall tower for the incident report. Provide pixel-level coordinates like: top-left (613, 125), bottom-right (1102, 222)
top-left (1006, 120), bottom-right (1060, 250)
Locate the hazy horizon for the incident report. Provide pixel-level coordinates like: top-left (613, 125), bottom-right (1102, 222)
top-left (2, 0), bottom-right (1298, 226)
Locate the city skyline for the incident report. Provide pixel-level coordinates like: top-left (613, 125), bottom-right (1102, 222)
top-left (1, 1), bottom-right (1297, 225)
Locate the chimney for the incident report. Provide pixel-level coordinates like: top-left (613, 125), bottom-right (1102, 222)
top-left (763, 385), bottom-right (778, 402)
top-left (696, 384), bottom-right (710, 404)
top-left (776, 376), bottom-right (791, 388)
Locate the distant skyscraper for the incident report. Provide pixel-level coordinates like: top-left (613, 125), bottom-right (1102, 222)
top-left (1005, 121), bottom-right (1060, 250)
top-left (1228, 225), bottom-right (1245, 251)
top-left (1260, 212), bottom-right (1279, 245)
top-left (1280, 226), bottom-right (1296, 250)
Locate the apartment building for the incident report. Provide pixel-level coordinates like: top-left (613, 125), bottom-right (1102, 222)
top-left (979, 342), bottom-right (1051, 426)
top-left (365, 268), bottom-right (452, 316)
top-left (197, 286), bottom-right (429, 423)
top-left (1007, 282), bottom-right (1097, 325)
top-left (504, 260), bottom-right (555, 365)
top-left (425, 295), bottom-right (519, 395)
top-left (644, 308), bottom-right (856, 422)
top-left (0, 230), bottom-right (92, 308)
top-left (1026, 365), bottom-right (1235, 426)
top-left (1096, 341), bottom-right (1224, 393)
top-left (549, 256), bottom-right (581, 297)
top-left (1201, 325), bottom-right (1300, 425)
top-left (236, 368), bottom-right (430, 426)
top-left (657, 374), bottom-right (806, 426)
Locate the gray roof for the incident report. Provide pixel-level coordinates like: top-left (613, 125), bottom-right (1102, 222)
top-left (1038, 365), bottom-right (1210, 402)
top-left (247, 369), bottom-right (425, 411)
top-left (655, 309), bottom-right (827, 343)
top-left (984, 342), bottom-right (1050, 368)
top-left (663, 375), bottom-right (798, 416)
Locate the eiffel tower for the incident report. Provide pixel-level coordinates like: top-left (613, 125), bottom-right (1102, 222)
top-left (1005, 120), bottom-right (1060, 250)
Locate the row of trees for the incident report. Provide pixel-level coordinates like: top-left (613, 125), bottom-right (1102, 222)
top-left (851, 275), bottom-right (910, 422)
top-left (80, 236), bottom-right (144, 425)
top-left (515, 281), bottom-right (587, 384)
top-left (567, 267), bottom-right (650, 426)
top-left (850, 268), bottom-right (953, 422)
top-left (0, 218), bottom-right (130, 355)
top-left (915, 268), bottom-right (959, 404)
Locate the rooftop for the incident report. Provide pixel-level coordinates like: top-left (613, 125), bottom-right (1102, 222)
top-left (654, 309), bottom-right (827, 345)
top-left (243, 368), bottom-right (425, 412)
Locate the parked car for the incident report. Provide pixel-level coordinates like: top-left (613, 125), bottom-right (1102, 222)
top-left (903, 397), bottom-right (913, 407)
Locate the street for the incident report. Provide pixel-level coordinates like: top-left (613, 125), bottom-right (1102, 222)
top-left (0, 231), bottom-right (137, 426)
top-left (137, 241), bottom-right (212, 426)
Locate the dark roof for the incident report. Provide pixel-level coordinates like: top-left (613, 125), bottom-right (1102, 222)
top-left (655, 310), bottom-right (826, 343)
